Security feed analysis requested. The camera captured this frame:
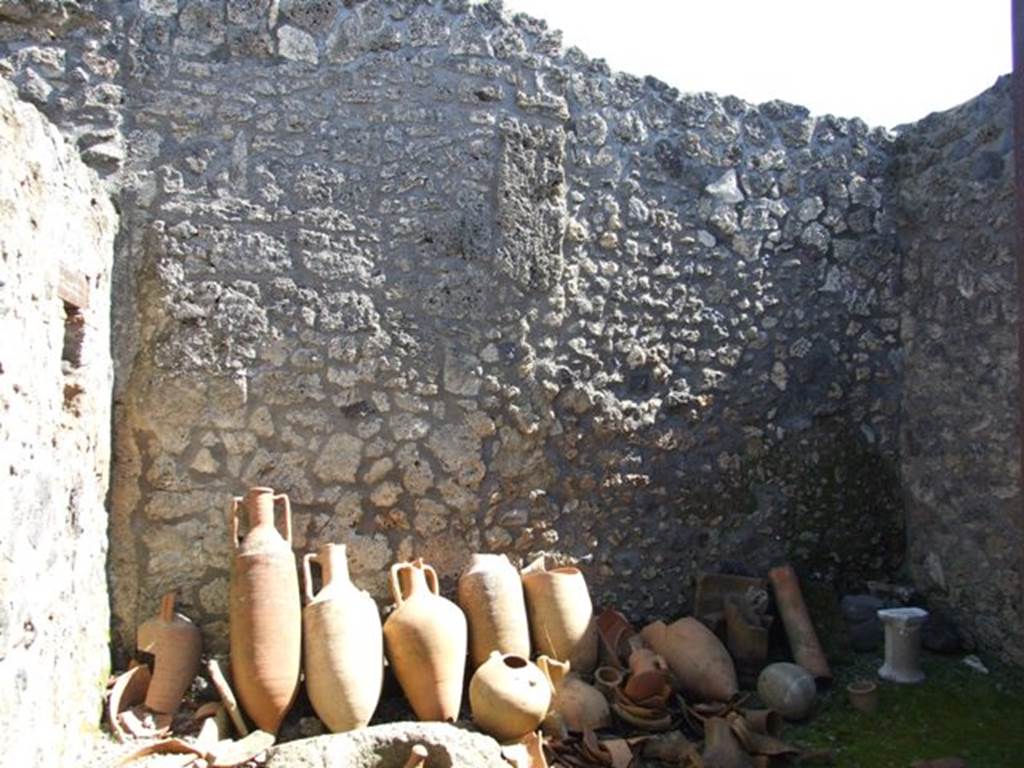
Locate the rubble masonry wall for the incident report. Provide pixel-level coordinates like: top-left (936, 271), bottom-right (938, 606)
top-left (0, 75), bottom-right (117, 763)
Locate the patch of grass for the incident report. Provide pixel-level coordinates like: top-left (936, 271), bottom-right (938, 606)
top-left (787, 652), bottom-right (1024, 767)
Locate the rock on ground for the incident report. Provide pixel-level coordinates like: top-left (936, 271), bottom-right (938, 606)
top-left (264, 722), bottom-right (504, 768)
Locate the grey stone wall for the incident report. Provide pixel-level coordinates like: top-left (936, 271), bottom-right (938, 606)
top-left (896, 76), bottom-right (1024, 665)
top-left (0, 0), bottom-right (1018, 672)
top-left (0, 76), bottom-right (117, 763)
top-left (92, 0), bottom-right (905, 655)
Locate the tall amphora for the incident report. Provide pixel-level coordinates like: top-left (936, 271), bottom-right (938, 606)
top-left (229, 487), bottom-right (301, 733)
top-left (383, 558), bottom-right (467, 721)
top-left (302, 543), bottom-right (383, 732)
top-left (458, 553), bottom-right (531, 670)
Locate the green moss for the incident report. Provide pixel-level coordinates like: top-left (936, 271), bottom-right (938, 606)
top-left (787, 652), bottom-right (1024, 767)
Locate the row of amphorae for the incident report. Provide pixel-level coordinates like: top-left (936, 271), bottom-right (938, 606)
top-left (230, 486), bottom-right (597, 739)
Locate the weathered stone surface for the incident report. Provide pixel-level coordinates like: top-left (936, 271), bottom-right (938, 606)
top-left (897, 75), bottom-right (1023, 666)
top-left (265, 722), bottom-right (503, 768)
top-left (3, 0), bottom-right (1013, 669)
top-left (0, 77), bottom-right (117, 765)
top-left (96, 0), bottom-right (908, 653)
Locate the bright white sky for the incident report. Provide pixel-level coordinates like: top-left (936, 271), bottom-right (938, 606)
top-left (503, 0), bottom-right (1011, 128)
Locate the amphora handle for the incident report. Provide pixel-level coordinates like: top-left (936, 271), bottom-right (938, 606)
top-left (389, 560), bottom-right (440, 606)
top-left (302, 552), bottom-right (319, 603)
top-left (228, 490), bottom-right (294, 548)
top-left (274, 493), bottom-right (293, 544)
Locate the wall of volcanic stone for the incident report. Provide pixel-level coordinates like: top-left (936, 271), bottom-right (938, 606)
top-left (92, 0), bottom-right (906, 654)
top-left (0, 76), bottom-right (117, 763)
top-left (896, 76), bottom-right (1024, 665)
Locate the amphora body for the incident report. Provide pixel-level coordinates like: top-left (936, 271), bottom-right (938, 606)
top-left (383, 559), bottom-right (467, 721)
top-left (641, 618), bottom-right (738, 703)
top-left (458, 554), bottom-right (531, 670)
top-left (229, 487), bottom-right (301, 733)
top-left (521, 558), bottom-right (598, 676)
top-left (303, 543), bottom-right (383, 732)
top-left (142, 593), bottom-right (202, 714)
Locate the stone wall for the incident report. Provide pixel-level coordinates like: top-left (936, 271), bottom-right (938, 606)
top-left (94, 0), bottom-right (904, 654)
top-left (10, 0), bottom-right (1019, 670)
top-left (897, 76), bottom-right (1024, 665)
top-left (0, 76), bottom-right (117, 763)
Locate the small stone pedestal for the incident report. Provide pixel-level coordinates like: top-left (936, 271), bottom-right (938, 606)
top-left (877, 607), bottom-right (929, 684)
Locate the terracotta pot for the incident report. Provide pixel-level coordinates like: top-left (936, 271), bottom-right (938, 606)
top-left (846, 679), bottom-right (878, 714)
top-left (458, 554), bottom-right (531, 670)
top-left (756, 662), bottom-right (816, 721)
top-left (383, 558), bottom-right (467, 721)
top-left (768, 565), bottom-right (831, 682)
top-left (229, 487), bottom-right (301, 733)
top-left (143, 593), bottom-right (202, 715)
top-left (702, 717), bottom-right (753, 768)
top-left (640, 619), bottom-right (738, 702)
top-left (470, 651), bottom-right (551, 742)
top-left (595, 608), bottom-right (636, 668)
top-left (537, 655), bottom-right (610, 733)
top-left (302, 543), bottom-right (383, 732)
top-left (521, 557), bottom-right (598, 675)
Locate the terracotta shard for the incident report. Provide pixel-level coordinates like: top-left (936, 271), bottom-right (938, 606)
top-left (206, 658), bottom-right (249, 736)
top-left (107, 665), bottom-right (152, 743)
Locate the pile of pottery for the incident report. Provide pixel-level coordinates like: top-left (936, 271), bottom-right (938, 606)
top-left (110, 485), bottom-right (847, 768)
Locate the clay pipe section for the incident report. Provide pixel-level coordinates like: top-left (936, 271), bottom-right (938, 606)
top-left (767, 565), bottom-right (831, 682)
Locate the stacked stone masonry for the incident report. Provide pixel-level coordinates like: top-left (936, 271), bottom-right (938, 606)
top-left (109, 0), bottom-right (906, 656)
top-left (897, 76), bottom-right (1023, 665)
top-left (0, 75), bottom-right (117, 764)
top-left (0, 0), bottom-right (1018, 713)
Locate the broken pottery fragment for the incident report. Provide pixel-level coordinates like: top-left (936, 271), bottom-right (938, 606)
top-left (107, 665), bottom-right (152, 743)
top-left (702, 717), bottom-right (753, 768)
top-left (143, 592), bottom-right (202, 715)
top-left (206, 657), bottom-right (249, 736)
top-left (522, 556), bottom-right (598, 676)
top-left (537, 655), bottom-right (610, 734)
top-left (595, 608), bottom-right (637, 668)
top-left (500, 731), bottom-right (548, 768)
